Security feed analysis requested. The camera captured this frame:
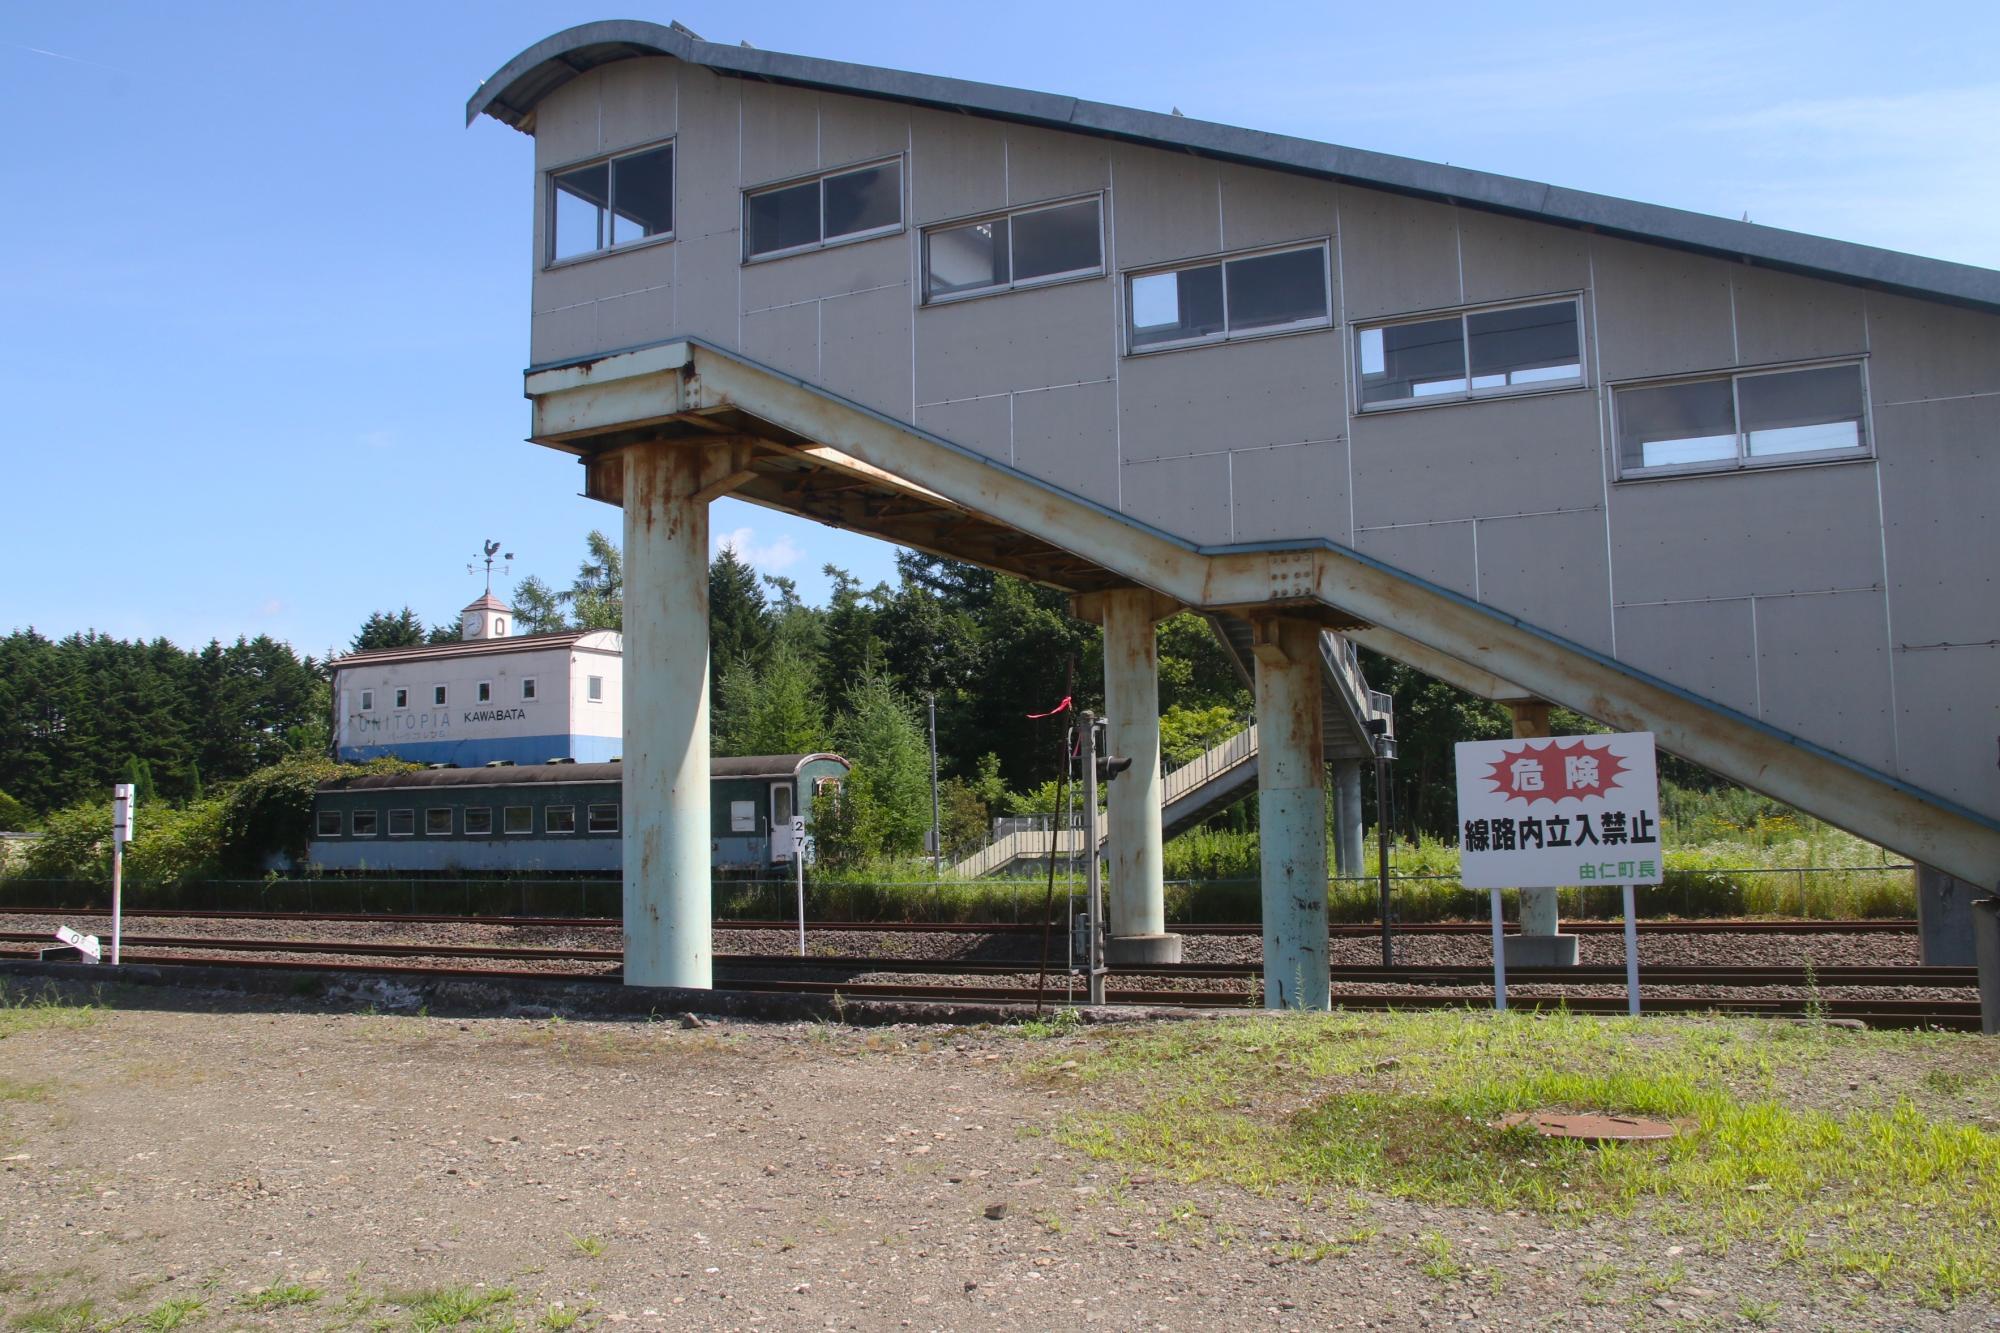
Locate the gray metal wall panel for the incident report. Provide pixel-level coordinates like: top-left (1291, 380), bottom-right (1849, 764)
top-left (1013, 380), bottom-right (1119, 510)
top-left (1475, 509), bottom-right (1614, 653)
top-left (1608, 464), bottom-right (1885, 604)
top-left (820, 283), bottom-right (917, 418)
top-left (1352, 521), bottom-right (1478, 600)
top-left (913, 395), bottom-right (1011, 463)
top-left (595, 56), bottom-right (678, 147)
top-left (913, 279), bottom-right (1113, 402)
top-left (910, 106), bottom-right (1006, 224)
top-left (1591, 236), bottom-right (1735, 381)
top-left (1217, 162), bottom-right (1337, 254)
top-left (1876, 394), bottom-right (2000, 645)
top-left (1002, 124), bottom-right (1110, 206)
top-left (1109, 145), bottom-right (1220, 270)
top-left (596, 283), bottom-right (676, 352)
top-left (740, 300), bottom-right (820, 383)
top-left (817, 96), bottom-right (909, 172)
top-left (672, 233), bottom-right (742, 345)
top-left (1754, 590), bottom-right (1898, 772)
top-left (529, 302), bottom-right (597, 366)
top-left (1867, 293), bottom-right (2000, 404)
top-left (1894, 649), bottom-right (2000, 812)
top-left (532, 77), bottom-right (600, 168)
top-left (1732, 267), bottom-right (1867, 367)
top-left (1457, 210), bottom-right (1592, 308)
top-left (739, 81), bottom-right (820, 187)
top-left (1121, 453), bottom-right (1232, 544)
top-left (1336, 188), bottom-right (1459, 322)
top-left (674, 67), bottom-right (742, 237)
top-left (1230, 440), bottom-right (1350, 545)
top-left (1350, 390), bottom-right (1605, 527)
top-left (1119, 331), bottom-right (1343, 463)
top-left (741, 233), bottom-right (909, 309)
top-left (1612, 600), bottom-right (1760, 717)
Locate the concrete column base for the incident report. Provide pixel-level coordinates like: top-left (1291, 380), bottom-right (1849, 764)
top-left (1917, 865), bottom-right (1981, 967)
top-left (1972, 895), bottom-right (1999, 1037)
top-left (1502, 932), bottom-right (1579, 970)
top-left (1107, 933), bottom-right (1184, 967)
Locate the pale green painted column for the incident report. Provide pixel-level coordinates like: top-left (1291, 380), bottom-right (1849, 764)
top-left (1252, 617), bottom-right (1330, 1010)
top-left (1101, 588), bottom-right (1180, 965)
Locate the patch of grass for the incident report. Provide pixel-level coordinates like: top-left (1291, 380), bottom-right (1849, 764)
top-left (1046, 1010), bottom-right (2000, 1309)
top-left (382, 1285), bottom-right (514, 1331)
top-left (0, 1077), bottom-right (51, 1102)
top-left (0, 989), bottom-right (97, 1042)
top-left (538, 1304), bottom-right (584, 1331)
top-left (139, 1297), bottom-right (206, 1331)
top-left (1415, 1233), bottom-right (1461, 1282)
top-left (566, 1234), bottom-right (605, 1259)
top-left (10, 1300), bottom-right (95, 1333)
top-left (1015, 1008), bottom-right (1083, 1040)
top-left (1736, 1298), bottom-right (1780, 1325)
top-left (237, 1282), bottom-right (321, 1311)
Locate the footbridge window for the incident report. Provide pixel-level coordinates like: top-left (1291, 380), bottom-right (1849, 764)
top-left (1358, 297), bottom-right (1583, 408)
top-left (923, 197), bottom-right (1103, 302)
top-left (1127, 242), bottom-right (1331, 352)
top-left (744, 159), bottom-right (902, 261)
top-left (1615, 362), bottom-right (1867, 478)
top-left (549, 141), bottom-right (675, 264)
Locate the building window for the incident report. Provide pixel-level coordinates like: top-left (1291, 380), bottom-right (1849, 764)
top-left (521, 678), bottom-right (537, 701)
top-left (394, 688), bottom-right (409, 709)
top-left (316, 810), bottom-right (343, 837)
top-left (433, 685), bottom-right (447, 707)
top-left (1127, 243), bottom-right (1331, 353)
top-left (743, 159), bottom-right (902, 261)
top-left (477, 681), bottom-right (491, 703)
top-left (587, 675), bottom-right (604, 702)
top-left (494, 616), bottom-right (507, 636)
top-left (1357, 298), bottom-right (1582, 409)
top-left (546, 805), bottom-right (577, 835)
top-left (388, 809), bottom-right (415, 837)
top-left (1615, 362), bottom-right (1868, 478)
top-left (587, 803), bottom-right (619, 833)
top-left (503, 806), bottom-right (533, 835)
top-left (359, 690), bottom-right (374, 712)
top-left (549, 141), bottom-right (675, 264)
top-left (424, 808), bottom-right (453, 836)
top-left (923, 197), bottom-right (1103, 302)
top-left (352, 810), bottom-right (378, 837)
top-left (464, 806), bottom-right (493, 836)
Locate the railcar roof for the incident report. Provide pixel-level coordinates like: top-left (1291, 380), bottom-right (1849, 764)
top-left (318, 753), bottom-right (848, 791)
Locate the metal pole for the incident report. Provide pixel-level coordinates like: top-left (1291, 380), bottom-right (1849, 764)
top-left (1375, 754), bottom-right (1393, 968)
top-left (928, 694), bottom-right (941, 870)
top-left (1490, 886), bottom-right (1507, 1012)
top-left (1623, 882), bottom-right (1640, 1016)
top-left (1083, 711), bottom-right (1105, 1006)
top-left (111, 833), bottom-right (123, 967)
top-left (796, 829), bottom-right (807, 957)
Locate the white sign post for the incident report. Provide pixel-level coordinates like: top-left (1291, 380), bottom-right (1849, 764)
top-left (1454, 732), bottom-right (1663, 1016)
top-left (53, 925), bottom-right (101, 963)
top-left (110, 783), bottom-right (136, 966)
top-left (792, 815), bottom-right (808, 957)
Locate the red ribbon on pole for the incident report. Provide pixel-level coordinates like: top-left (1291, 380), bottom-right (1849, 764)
top-left (1026, 695), bottom-right (1073, 719)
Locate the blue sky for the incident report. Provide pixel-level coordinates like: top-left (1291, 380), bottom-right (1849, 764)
top-left (3, 1), bottom-right (1994, 659)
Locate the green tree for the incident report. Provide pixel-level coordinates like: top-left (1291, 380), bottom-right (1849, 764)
top-left (715, 645), bottom-right (827, 758)
top-left (509, 574), bottom-right (570, 634)
top-left (709, 548), bottom-right (772, 688)
top-left (831, 669), bottom-right (932, 859)
top-left (349, 608), bottom-right (427, 652)
top-left (0, 789), bottom-right (31, 831)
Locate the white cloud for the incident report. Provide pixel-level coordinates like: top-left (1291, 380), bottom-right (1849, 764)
top-left (714, 526), bottom-right (802, 573)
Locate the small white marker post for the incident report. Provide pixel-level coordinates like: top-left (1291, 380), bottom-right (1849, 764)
top-left (1490, 887), bottom-right (1508, 1012)
top-left (1622, 882), bottom-right (1641, 1016)
top-left (110, 783), bottom-right (135, 965)
top-left (792, 815), bottom-right (808, 957)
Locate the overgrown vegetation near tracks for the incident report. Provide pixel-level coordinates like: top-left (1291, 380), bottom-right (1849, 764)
top-left (1035, 1011), bottom-right (2000, 1312)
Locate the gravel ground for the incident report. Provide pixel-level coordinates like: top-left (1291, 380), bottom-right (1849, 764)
top-left (3, 1000), bottom-right (1993, 1330)
top-left (0, 912), bottom-right (1965, 1009)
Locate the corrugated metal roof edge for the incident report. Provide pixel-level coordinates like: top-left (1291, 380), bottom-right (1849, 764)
top-left (467, 20), bottom-right (2000, 314)
top-left (331, 629), bottom-right (619, 668)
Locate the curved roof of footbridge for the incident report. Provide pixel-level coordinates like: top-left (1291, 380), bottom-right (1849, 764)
top-left (469, 20), bottom-right (2000, 315)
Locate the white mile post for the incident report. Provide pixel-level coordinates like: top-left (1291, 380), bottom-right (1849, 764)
top-left (111, 783), bottom-right (135, 965)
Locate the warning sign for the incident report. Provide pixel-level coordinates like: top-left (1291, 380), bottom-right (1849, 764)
top-left (1454, 732), bottom-right (1663, 889)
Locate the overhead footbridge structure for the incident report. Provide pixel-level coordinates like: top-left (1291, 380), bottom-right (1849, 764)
top-left (469, 21), bottom-right (2000, 1020)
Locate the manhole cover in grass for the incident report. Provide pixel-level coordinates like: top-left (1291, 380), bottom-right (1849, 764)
top-left (1494, 1111), bottom-right (1682, 1143)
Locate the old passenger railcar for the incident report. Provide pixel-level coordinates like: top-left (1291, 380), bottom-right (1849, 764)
top-left (307, 754), bottom-right (848, 874)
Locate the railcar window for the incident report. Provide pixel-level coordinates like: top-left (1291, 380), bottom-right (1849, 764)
top-left (388, 809), bottom-right (415, 837)
top-left (587, 803), bottom-right (619, 833)
top-left (316, 810), bottom-right (342, 837)
top-left (464, 807), bottom-right (493, 836)
top-left (352, 810), bottom-right (378, 837)
top-left (550, 141), bottom-right (675, 263)
top-left (546, 805), bottom-right (577, 834)
top-left (503, 806), bottom-right (532, 835)
top-left (744, 159), bottom-right (903, 260)
top-left (425, 809), bottom-right (452, 836)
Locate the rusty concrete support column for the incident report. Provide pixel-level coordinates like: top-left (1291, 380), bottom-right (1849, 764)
top-left (1506, 700), bottom-right (1577, 968)
top-left (1916, 865), bottom-right (1982, 967)
top-left (1100, 588), bottom-right (1180, 966)
top-left (1333, 759), bottom-right (1365, 880)
top-left (619, 442), bottom-right (713, 990)
top-left (1252, 617), bottom-right (1330, 1010)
